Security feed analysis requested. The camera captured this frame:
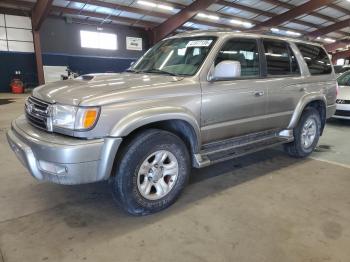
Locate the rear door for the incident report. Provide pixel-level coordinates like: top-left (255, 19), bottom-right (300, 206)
top-left (262, 39), bottom-right (305, 129)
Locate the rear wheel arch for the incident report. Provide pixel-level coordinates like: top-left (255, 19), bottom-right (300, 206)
top-left (289, 96), bottom-right (327, 133)
top-left (304, 100), bottom-right (326, 134)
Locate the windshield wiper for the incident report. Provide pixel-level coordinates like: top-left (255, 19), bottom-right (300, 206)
top-left (142, 69), bottom-right (180, 77)
top-left (125, 69), bottom-right (141, 73)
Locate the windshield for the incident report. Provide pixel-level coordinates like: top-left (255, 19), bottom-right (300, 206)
top-left (337, 71), bottom-right (350, 86)
top-left (129, 36), bottom-right (217, 76)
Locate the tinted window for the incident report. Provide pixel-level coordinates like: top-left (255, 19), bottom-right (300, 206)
top-left (215, 39), bottom-right (260, 77)
top-left (263, 40), bottom-right (299, 76)
top-left (337, 71), bottom-right (350, 86)
top-left (296, 43), bottom-right (332, 75)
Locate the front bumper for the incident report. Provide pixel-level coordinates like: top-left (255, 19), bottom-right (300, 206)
top-left (6, 115), bottom-right (122, 185)
top-left (333, 103), bottom-right (350, 120)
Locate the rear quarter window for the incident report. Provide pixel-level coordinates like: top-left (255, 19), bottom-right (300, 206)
top-left (296, 43), bottom-right (332, 75)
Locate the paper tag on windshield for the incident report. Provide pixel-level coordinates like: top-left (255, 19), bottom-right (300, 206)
top-left (186, 40), bottom-right (213, 47)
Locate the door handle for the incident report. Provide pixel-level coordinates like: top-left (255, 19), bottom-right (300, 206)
top-left (254, 91), bottom-right (264, 97)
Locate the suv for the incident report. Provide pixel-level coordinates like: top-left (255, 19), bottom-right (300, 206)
top-left (7, 31), bottom-right (337, 215)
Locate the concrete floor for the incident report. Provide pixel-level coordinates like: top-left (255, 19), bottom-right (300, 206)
top-left (0, 93), bottom-right (350, 262)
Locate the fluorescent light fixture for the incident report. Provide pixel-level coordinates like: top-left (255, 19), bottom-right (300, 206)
top-left (197, 13), bottom-right (220, 20)
top-left (158, 4), bottom-right (174, 10)
top-left (286, 30), bottom-right (301, 36)
top-left (324, 38), bottom-right (336, 43)
top-left (137, 0), bottom-right (173, 11)
top-left (316, 37), bottom-right (336, 43)
top-left (230, 19), bottom-right (253, 28)
top-left (137, 0), bottom-right (156, 7)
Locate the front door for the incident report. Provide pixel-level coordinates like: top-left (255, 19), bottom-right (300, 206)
top-left (200, 38), bottom-right (269, 144)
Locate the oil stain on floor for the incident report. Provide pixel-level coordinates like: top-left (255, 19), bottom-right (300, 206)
top-left (0, 99), bottom-right (16, 106)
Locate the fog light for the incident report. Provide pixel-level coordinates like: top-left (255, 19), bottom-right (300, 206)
top-left (38, 160), bottom-right (68, 175)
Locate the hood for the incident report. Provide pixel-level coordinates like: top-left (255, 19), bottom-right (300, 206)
top-left (33, 73), bottom-right (184, 106)
top-left (338, 85), bottom-right (350, 100)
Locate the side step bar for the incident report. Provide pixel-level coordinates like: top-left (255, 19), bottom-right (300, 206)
top-left (194, 129), bottom-right (294, 168)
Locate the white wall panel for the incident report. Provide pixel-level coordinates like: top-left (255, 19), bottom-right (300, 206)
top-left (0, 27), bottom-right (6, 40)
top-left (8, 41), bottom-right (34, 52)
top-left (6, 28), bottom-right (33, 41)
top-left (5, 15), bottom-right (32, 29)
top-left (0, 14), bottom-right (5, 27)
top-left (0, 40), bottom-right (7, 51)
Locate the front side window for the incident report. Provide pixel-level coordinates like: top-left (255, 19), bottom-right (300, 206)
top-left (263, 40), bottom-right (299, 76)
top-left (215, 38), bottom-right (260, 78)
top-left (131, 37), bottom-right (216, 76)
top-left (296, 43), bottom-right (332, 75)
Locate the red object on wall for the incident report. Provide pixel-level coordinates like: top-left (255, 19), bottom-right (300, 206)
top-left (11, 79), bottom-right (24, 94)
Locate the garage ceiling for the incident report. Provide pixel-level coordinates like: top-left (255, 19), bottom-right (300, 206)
top-left (2, 0), bottom-right (350, 51)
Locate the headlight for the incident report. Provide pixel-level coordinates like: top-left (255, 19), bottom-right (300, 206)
top-left (50, 104), bottom-right (100, 131)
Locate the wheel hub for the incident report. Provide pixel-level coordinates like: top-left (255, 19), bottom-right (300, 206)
top-left (301, 118), bottom-right (317, 149)
top-left (147, 165), bottom-right (163, 183)
top-left (137, 150), bottom-right (179, 200)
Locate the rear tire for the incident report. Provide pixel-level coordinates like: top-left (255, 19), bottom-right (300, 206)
top-left (111, 129), bottom-right (191, 216)
top-left (284, 107), bottom-right (321, 158)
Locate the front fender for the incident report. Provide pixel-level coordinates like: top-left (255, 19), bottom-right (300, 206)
top-left (287, 93), bottom-right (327, 129)
top-left (110, 106), bottom-right (201, 144)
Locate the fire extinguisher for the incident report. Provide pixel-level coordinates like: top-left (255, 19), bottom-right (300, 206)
top-left (10, 71), bottom-right (24, 94)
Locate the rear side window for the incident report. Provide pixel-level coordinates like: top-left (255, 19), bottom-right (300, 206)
top-left (263, 40), bottom-right (299, 76)
top-left (296, 43), bottom-right (332, 75)
top-left (215, 38), bottom-right (260, 77)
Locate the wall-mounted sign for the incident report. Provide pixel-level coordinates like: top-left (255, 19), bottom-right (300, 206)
top-left (126, 37), bottom-right (142, 51)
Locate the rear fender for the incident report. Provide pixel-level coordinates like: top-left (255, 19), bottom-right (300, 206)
top-left (288, 93), bottom-right (327, 129)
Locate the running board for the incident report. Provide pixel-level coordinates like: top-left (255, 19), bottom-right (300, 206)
top-left (194, 129), bottom-right (294, 168)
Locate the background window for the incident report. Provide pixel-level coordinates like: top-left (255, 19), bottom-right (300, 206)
top-left (80, 30), bottom-right (117, 50)
top-left (296, 43), bottom-right (332, 75)
top-left (263, 40), bottom-right (299, 76)
top-left (215, 39), bottom-right (260, 77)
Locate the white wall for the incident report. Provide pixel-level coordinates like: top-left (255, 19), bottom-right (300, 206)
top-left (0, 14), bottom-right (34, 53)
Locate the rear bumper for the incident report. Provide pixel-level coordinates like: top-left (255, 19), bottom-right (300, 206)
top-left (7, 115), bottom-right (122, 185)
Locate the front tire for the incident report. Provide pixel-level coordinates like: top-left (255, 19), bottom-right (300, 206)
top-left (284, 107), bottom-right (321, 158)
top-left (111, 129), bottom-right (191, 216)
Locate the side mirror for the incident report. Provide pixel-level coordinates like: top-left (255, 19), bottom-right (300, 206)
top-left (210, 60), bottom-right (241, 81)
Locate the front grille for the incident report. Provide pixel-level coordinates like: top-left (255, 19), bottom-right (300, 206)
top-left (336, 99), bottom-right (350, 104)
top-left (25, 96), bottom-right (51, 130)
top-left (335, 110), bottom-right (350, 117)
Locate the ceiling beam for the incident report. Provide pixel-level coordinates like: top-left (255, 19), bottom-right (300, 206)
top-left (69, 0), bottom-right (170, 19)
top-left (308, 18), bottom-right (350, 38)
top-left (32, 0), bottom-right (53, 31)
top-left (261, 0), bottom-right (338, 23)
top-left (216, 0), bottom-right (323, 30)
top-left (152, 0), bottom-right (219, 43)
top-left (0, 6), bottom-right (30, 16)
top-left (253, 0), bottom-right (335, 30)
top-left (51, 6), bottom-right (158, 28)
top-left (331, 49), bottom-right (350, 63)
top-left (325, 40), bottom-right (350, 52)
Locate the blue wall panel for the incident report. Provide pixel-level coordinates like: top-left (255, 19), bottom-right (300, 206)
top-left (0, 51), bottom-right (37, 92)
top-left (42, 53), bottom-right (135, 75)
top-left (0, 52), bottom-right (136, 92)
